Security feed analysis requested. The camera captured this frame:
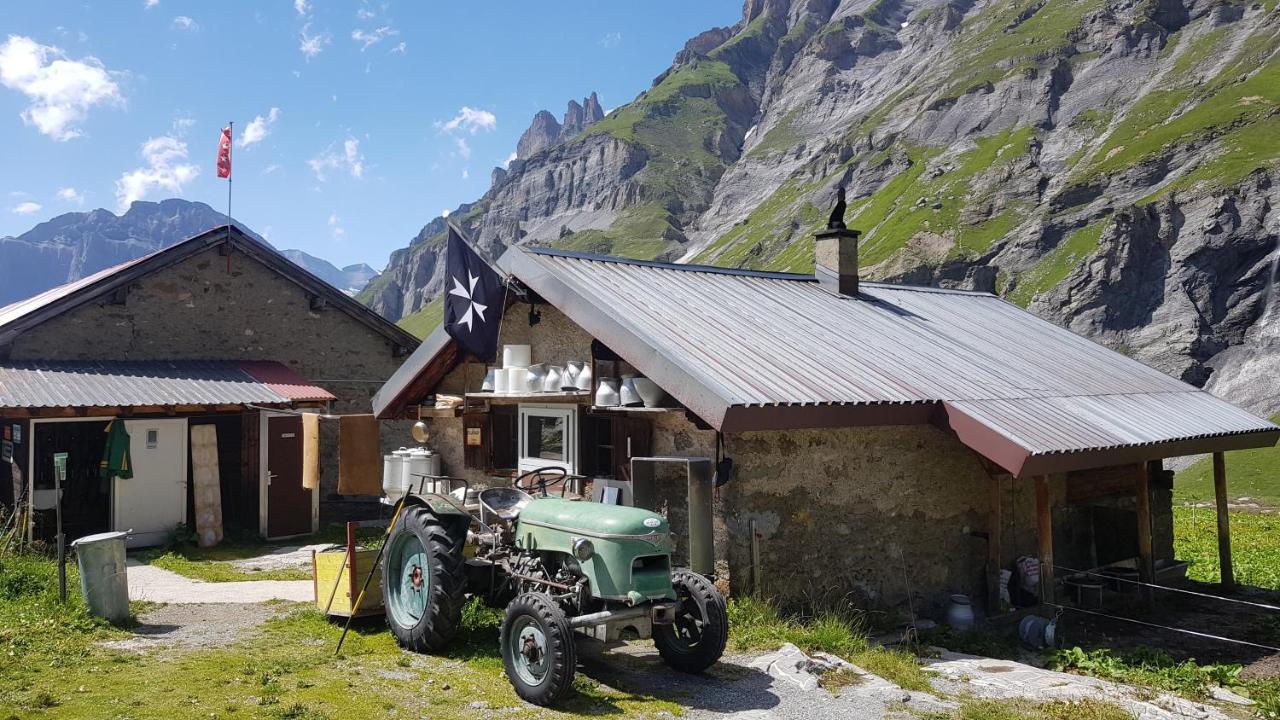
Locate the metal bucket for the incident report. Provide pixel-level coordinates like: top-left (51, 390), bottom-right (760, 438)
top-left (70, 530), bottom-right (130, 624)
top-left (1018, 614), bottom-right (1058, 649)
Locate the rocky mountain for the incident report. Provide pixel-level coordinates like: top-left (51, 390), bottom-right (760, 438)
top-left (360, 0), bottom-right (1280, 420)
top-left (0, 199), bottom-right (373, 306)
top-left (279, 250), bottom-right (379, 295)
top-left (515, 93), bottom-right (606, 160)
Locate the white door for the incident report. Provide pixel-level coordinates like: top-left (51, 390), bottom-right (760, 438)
top-left (114, 418), bottom-right (188, 548)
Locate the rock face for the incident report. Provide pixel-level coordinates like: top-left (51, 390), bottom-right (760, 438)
top-left (362, 0), bottom-right (1280, 420)
top-left (514, 93), bottom-right (606, 161)
top-left (0, 199), bottom-right (268, 307)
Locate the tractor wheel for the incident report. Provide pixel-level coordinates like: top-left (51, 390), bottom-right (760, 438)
top-left (500, 592), bottom-right (577, 706)
top-left (654, 569), bottom-right (728, 673)
top-left (382, 505), bottom-right (467, 653)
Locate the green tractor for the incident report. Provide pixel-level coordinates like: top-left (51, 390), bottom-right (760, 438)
top-left (380, 467), bottom-right (729, 706)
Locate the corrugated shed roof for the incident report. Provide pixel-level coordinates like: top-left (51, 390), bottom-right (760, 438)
top-left (0, 256), bottom-right (148, 329)
top-left (0, 360), bottom-right (332, 409)
top-left (240, 360), bottom-right (337, 402)
top-left (498, 248), bottom-right (1278, 475)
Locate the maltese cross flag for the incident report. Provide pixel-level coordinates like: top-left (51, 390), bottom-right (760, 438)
top-left (216, 127), bottom-right (232, 178)
top-left (444, 225), bottom-right (504, 362)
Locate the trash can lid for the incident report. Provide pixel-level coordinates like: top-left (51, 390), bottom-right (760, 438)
top-left (70, 530), bottom-right (129, 547)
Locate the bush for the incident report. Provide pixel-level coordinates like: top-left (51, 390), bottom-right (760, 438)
top-left (0, 553), bottom-right (59, 601)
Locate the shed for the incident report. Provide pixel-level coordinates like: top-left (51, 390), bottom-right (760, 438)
top-left (373, 236), bottom-right (1278, 613)
top-left (0, 225), bottom-right (419, 546)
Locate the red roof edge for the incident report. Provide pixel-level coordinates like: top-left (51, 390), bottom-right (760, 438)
top-left (239, 361), bottom-right (336, 403)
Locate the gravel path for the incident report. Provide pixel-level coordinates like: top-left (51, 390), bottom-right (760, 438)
top-left (102, 602), bottom-right (286, 652)
top-left (127, 559), bottom-right (314, 604)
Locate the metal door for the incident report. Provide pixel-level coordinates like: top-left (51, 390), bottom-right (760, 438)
top-left (114, 419), bottom-right (188, 548)
top-left (265, 415), bottom-right (311, 538)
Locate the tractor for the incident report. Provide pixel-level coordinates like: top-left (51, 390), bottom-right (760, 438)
top-left (379, 466), bottom-right (729, 706)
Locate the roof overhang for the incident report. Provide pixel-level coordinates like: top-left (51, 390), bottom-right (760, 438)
top-left (372, 324), bottom-right (459, 419)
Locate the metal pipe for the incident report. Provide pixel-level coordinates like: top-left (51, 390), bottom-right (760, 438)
top-left (569, 604), bottom-right (654, 629)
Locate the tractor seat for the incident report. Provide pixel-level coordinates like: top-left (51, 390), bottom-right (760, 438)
top-left (480, 486), bottom-right (534, 522)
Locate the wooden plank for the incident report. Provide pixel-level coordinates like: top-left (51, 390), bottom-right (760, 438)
top-left (1135, 464), bottom-right (1155, 606)
top-left (190, 424), bottom-right (224, 547)
top-left (1213, 452), bottom-right (1234, 590)
top-left (1035, 475), bottom-right (1054, 606)
top-left (988, 473), bottom-right (1003, 615)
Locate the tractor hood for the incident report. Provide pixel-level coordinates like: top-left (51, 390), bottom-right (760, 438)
top-left (519, 498), bottom-right (669, 540)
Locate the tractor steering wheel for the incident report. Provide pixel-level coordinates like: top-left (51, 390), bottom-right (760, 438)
top-left (515, 466), bottom-right (567, 497)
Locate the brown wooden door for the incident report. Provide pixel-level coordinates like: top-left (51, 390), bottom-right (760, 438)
top-left (611, 417), bottom-right (652, 478)
top-left (266, 415), bottom-right (311, 538)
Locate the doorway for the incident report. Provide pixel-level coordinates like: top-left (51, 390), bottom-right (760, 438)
top-left (261, 413), bottom-right (314, 539)
top-left (30, 419), bottom-right (110, 543)
top-left (114, 418), bottom-right (188, 548)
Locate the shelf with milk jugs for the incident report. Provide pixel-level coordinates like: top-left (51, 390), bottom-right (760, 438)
top-left (469, 344), bottom-right (672, 410)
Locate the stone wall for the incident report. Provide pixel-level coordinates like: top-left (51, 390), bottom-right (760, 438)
top-left (9, 245), bottom-right (412, 522)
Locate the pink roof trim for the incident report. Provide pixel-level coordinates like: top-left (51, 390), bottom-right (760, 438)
top-left (239, 361), bottom-right (336, 403)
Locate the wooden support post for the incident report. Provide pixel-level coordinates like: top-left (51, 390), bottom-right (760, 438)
top-left (1135, 465), bottom-right (1155, 606)
top-left (1035, 475), bottom-right (1054, 607)
top-left (987, 474), bottom-right (1003, 615)
top-left (1213, 452), bottom-right (1234, 590)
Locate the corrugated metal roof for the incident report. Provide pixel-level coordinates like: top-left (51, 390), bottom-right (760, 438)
top-left (498, 248), bottom-right (1278, 474)
top-left (0, 256), bottom-right (148, 330)
top-left (0, 360), bottom-right (330, 409)
top-left (240, 361), bottom-right (337, 402)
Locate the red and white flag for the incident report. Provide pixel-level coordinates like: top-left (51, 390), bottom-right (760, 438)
top-left (216, 126), bottom-right (232, 178)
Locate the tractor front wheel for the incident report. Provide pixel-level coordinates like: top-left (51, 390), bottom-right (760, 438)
top-left (382, 505), bottom-right (467, 653)
top-left (500, 592), bottom-right (577, 706)
top-left (654, 569), bottom-right (728, 673)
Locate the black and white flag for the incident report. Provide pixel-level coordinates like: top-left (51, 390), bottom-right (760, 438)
top-left (443, 225), bottom-right (504, 362)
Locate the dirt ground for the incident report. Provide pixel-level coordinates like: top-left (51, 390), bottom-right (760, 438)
top-left (101, 602), bottom-right (288, 652)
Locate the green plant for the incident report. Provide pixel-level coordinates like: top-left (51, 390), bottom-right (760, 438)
top-left (1046, 646), bottom-right (1240, 700)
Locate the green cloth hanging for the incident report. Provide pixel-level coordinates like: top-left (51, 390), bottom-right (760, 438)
top-left (100, 419), bottom-right (133, 480)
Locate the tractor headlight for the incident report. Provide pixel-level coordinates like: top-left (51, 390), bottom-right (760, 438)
top-left (572, 538), bottom-right (594, 561)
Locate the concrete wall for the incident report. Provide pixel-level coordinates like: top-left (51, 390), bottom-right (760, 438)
top-left (8, 246), bottom-right (411, 522)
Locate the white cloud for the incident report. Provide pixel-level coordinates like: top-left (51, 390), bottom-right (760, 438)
top-left (503, 151), bottom-right (517, 168)
top-left (436, 106), bottom-right (496, 135)
top-left (389, 41), bottom-right (406, 54)
top-left (114, 135), bottom-right (199, 210)
top-left (171, 16), bottom-right (198, 31)
top-left (356, 8), bottom-right (375, 20)
top-left (0, 35), bottom-right (123, 141)
top-left (171, 114), bottom-right (195, 136)
top-left (57, 186), bottom-right (83, 204)
top-left (441, 209), bottom-right (450, 218)
top-left (11, 201), bottom-right (41, 215)
top-left (263, 163), bottom-right (280, 175)
top-left (454, 137), bottom-right (470, 160)
top-left (293, 0), bottom-right (309, 15)
top-left (352, 25), bottom-right (397, 51)
top-left (307, 137), bottom-right (364, 181)
top-left (299, 23), bottom-right (330, 61)
top-left (144, 0), bottom-right (159, 8)
top-left (461, 168), bottom-right (469, 180)
top-left (599, 31), bottom-right (622, 48)
top-left (327, 212), bottom-right (344, 238)
top-left (238, 107), bottom-right (280, 148)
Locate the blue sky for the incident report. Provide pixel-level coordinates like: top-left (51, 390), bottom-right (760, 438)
top-left (0, 1), bottom-right (740, 268)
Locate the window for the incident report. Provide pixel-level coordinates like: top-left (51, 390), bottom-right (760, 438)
top-left (517, 404), bottom-right (577, 473)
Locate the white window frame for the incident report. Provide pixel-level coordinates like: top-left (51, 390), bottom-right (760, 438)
top-left (517, 403), bottom-right (577, 474)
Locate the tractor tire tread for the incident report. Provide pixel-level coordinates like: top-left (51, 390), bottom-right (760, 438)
top-left (382, 506), bottom-right (468, 654)
top-left (655, 569), bottom-right (728, 673)
top-left (500, 592), bottom-right (577, 706)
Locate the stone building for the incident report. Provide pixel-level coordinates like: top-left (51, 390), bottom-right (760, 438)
top-left (372, 235), bottom-right (1278, 615)
top-left (0, 226), bottom-right (417, 546)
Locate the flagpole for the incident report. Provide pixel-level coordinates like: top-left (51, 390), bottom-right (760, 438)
top-left (226, 120), bottom-right (233, 232)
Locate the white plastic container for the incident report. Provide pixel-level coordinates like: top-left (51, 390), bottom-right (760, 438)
top-left (502, 344), bottom-right (531, 369)
top-left (70, 531), bottom-right (130, 624)
top-left (383, 447), bottom-right (412, 500)
top-left (404, 447), bottom-right (441, 493)
top-left (494, 367), bottom-right (511, 394)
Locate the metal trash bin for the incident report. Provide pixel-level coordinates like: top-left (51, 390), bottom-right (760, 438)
top-left (70, 531), bottom-right (130, 624)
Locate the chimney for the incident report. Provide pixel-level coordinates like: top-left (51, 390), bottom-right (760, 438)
top-left (814, 187), bottom-right (860, 296)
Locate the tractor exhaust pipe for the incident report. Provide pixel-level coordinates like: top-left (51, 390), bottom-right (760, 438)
top-left (569, 602), bottom-right (677, 629)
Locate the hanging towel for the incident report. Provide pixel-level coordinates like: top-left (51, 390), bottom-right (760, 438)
top-left (338, 414), bottom-right (382, 496)
top-left (301, 412), bottom-right (320, 491)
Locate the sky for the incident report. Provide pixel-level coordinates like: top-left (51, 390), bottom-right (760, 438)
top-left (0, 1), bottom-right (741, 269)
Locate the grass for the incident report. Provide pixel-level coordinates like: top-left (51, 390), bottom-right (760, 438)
top-left (952, 697), bottom-right (1136, 720)
top-left (553, 205), bottom-right (681, 260)
top-left (1047, 646), bottom-right (1240, 700)
top-left (727, 596), bottom-right (934, 692)
top-left (1174, 415), bottom-right (1280, 509)
top-left (1008, 222), bottom-right (1106, 306)
top-left (1173, 506), bottom-right (1280, 589)
top-left (396, 296), bottom-right (443, 339)
top-left (136, 524), bottom-right (387, 583)
top-left (0, 553), bottom-right (684, 719)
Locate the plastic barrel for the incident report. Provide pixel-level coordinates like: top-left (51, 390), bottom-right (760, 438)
top-left (70, 531), bottom-right (130, 624)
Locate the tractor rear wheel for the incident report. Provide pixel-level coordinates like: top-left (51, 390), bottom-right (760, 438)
top-left (382, 505), bottom-right (467, 653)
top-left (500, 592), bottom-right (577, 706)
top-left (654, 569), bottom-right (728, 673)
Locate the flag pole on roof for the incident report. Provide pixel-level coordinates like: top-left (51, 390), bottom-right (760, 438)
top-left (217, 122), bottom-right (234, 271)
top-left (443, 223), bottom-right (506, 363)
